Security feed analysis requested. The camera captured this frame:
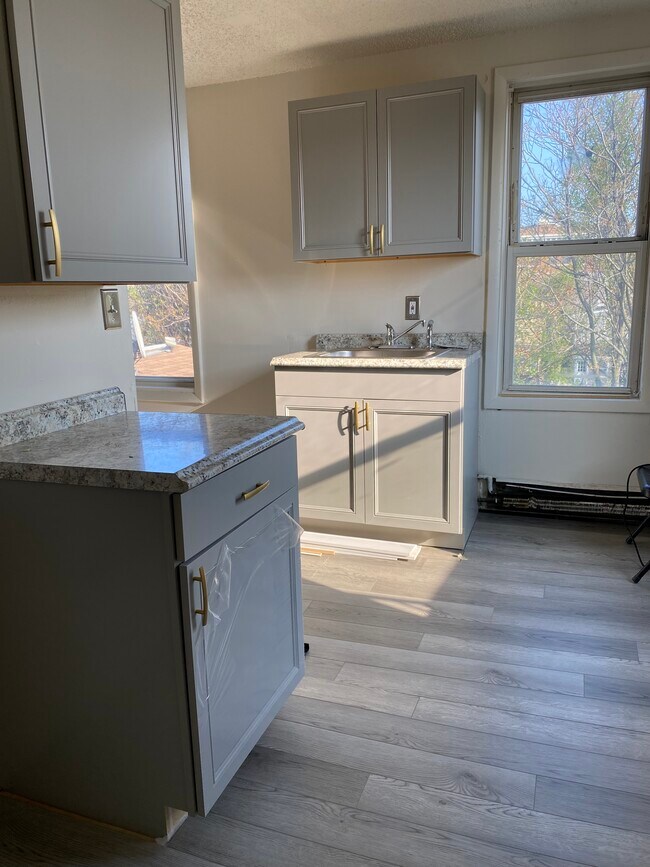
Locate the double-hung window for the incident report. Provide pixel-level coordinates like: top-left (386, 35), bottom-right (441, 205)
top-left (503, 77), bottom-right (650, 397)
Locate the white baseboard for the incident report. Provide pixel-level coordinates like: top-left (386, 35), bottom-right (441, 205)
top-left (301, 531), bottom-right (421, 561)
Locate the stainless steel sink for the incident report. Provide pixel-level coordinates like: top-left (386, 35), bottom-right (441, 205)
top-left (317, 347), bottom-right (449, 359)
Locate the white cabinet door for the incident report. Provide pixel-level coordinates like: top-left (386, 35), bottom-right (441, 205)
top-left (289, 91), bottom-right (378, 261)
top-left (277, 396), bottom-right (366, 524)
top-left (180, 489), bottom-right (304, 815)
top-left (376, 76), bottom-right (483, 257)
top-left (363, 399), bottom-right (462, 533)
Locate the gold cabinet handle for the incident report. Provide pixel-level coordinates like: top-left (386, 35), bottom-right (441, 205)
top-left (353, 401), bottom-right (361, 434)
top-left (368, 224), bottom-right (374, 256)
top-left (242, 480), bottom-right (270, 501)
top-left (364, 401), bottom-right (371, 431)
top-left (379, 224), bottom-right (385, 255)
top-left (193, 566), bottom-right (209, 627)
top-left (42, 208), bottom-right (62, 277)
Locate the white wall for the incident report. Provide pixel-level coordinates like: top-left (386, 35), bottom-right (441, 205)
top-left (0, 285), bottom-right (136, 414)
top-left (187, 10), bottom-right (650, 489)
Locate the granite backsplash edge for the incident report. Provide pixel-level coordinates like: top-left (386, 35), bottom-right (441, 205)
top-left (0, 387), bottom-right (127, 448)
top-left (314, 332), bottom-right (483, 352)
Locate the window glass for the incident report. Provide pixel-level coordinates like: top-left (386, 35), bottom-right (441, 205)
top-left (128, 284), bottom-right (194, 381)
top-left (518, 88), bottom-right (646, 242)
top-left (512, 252), bottom-right (636, 388)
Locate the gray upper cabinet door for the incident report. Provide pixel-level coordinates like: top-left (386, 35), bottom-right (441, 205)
top-left (180, 489), bottom-right (304, 816)
top-left (289, 91), bottom-right (378, 261)
top-left (377, 76), bottom-right (484, 257)
top-left (277, 396), bottom-right (366, 524)
top-left (363, 398), bottom-right (462, 534)
top-left (4, 0), bottom-right (195, 283)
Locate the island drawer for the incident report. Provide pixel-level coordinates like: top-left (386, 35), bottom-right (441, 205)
top-left (174, 437), bottom-right (298, 561)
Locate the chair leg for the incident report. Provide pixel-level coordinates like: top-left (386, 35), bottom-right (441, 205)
top-left (626, 514), bottom-right (650, 544)
top-left (632, 560), bottom-right (650, 584)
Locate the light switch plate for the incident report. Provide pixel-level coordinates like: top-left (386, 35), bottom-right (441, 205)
top-left (101, 288), bottom-right (122, 329)
top-left (405, 295), bottom-right (420, 320)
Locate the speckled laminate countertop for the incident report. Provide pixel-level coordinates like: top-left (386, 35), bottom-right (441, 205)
top-left (270, 348), bottom-right (481, 370)
top-left (0, 410), bottom-right (304, 493)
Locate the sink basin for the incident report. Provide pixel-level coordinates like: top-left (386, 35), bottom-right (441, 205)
top-left (317, 347), bottom-right (449, 359)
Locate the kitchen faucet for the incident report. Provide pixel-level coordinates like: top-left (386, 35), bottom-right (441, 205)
top-left (383, 319), bottom-right (435, 348)
top-left (384, 320), bottom-right (424, 346)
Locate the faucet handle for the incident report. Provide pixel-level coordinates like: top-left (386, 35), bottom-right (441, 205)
top-left (426, 319), bottom-right (435, 349)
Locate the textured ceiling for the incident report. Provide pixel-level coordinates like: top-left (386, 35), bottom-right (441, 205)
top-left (180, 0), bottom-right (646, 88)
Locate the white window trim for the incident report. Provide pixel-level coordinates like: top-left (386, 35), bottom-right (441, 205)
top-left (135, 281), bottom-right (205, 409)
top-left (485, 47), bottom-right (650, 413)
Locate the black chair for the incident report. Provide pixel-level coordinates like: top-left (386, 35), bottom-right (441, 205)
top-left (626, 465), bottom-right (650, 583)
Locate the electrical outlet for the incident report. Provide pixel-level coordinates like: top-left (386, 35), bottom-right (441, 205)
top-left (100, 288), bottom-right (122, 330)
top-left (405, 295), bottom-right (420, 320)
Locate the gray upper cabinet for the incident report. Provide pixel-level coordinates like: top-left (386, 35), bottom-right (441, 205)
top-left (288, 76), bottom-right (483, 262)
top-left (0, 0), bottom-right (195, 283)
top-left (377, 77), bottom-right (483, 257)
top-left (289, 91), bottom-right (377, 261)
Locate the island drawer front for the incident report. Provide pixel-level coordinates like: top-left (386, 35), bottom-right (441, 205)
top-left (275, 368), bottom-right (464, 402)
top-left (175, 437), bottom-right (298, 561)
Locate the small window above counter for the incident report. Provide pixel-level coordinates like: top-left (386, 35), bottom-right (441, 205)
top-left (288, 75), bottom-right (484, 262)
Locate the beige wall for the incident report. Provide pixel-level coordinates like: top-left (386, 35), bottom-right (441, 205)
top-left (0, 285), bottom-right (136, 414)
top-left (187, 12), bottom-right (650, 488)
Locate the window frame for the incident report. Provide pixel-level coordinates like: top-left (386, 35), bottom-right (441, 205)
top-left (485, 49), bottom-right (650, 413)
top-left (132, 281), bottom-right (204, 409)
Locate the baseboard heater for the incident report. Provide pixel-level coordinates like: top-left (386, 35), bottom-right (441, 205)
top-left (479, 479), bottom-right (650, 522)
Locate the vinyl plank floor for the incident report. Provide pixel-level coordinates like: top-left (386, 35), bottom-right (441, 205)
top-left (358, 774), bottom-right (650, 867)
top-left (418, 632), bottom-right (650, 681)
top-left (278, 693), bottom-right (650, 797)
top-left (260, 716), bottom-right (537, 807)
top-left (413, 695), bottom-right (650, 761)
top-left (311, 637), bottom-right (585, 695)
top-left (209, 777), bottom-right (586, 867)
top-left (584, 673), bottom-right (650, 705)
top-left (7, 513), bottom-right (650, 867)
top-left (534, 776), bottom-right (650, 834)
top-left (334, 659), bottom-right (650, 731)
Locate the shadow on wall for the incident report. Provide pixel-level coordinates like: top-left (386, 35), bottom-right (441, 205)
top-left (197, 371), bottom-right (277, 416)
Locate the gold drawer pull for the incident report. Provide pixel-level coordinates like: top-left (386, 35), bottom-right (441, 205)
top-left (368, 224), bottom-right (374, 255)
top-left (364, 401), bottom-right (371, 431)
top-left (353, 401), bottom-right (361, 434)
top-left (43, 208), bottom-right (62, 277)
top-left (242, 480), bottom-right (270, 500)
top-left (379, 224), bottom-right (385, 255)
top-left (193, 566), bottom-right (208, 627)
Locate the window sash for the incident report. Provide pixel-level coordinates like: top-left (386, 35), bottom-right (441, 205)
top-left (509, 79), bottom-right (650, 247)
top-left (502, 240), bottom-right (647, 396)
top-left (502, 76), bottom-right (650, 399)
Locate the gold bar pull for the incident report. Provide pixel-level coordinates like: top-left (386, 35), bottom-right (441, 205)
top-left (42, 208), bottom-right (62, 277)
top-left (364, 401), bottom-right (371, 431)
top-left (379, 224), bottom-right (385, 255)
top-left (368, 224), bottom-right (374, 256)
top-left (353, 401), bottom-right (361, 434)
top-left (193, 566), bottom-right (209, 627)
top-left (242, 480), bottom-right (270, 501)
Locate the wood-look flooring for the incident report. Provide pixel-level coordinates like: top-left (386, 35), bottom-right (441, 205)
top-left (3, 513), bottom-right (650, 866)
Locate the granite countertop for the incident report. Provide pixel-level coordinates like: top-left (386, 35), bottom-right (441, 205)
top-left (270, 348), bottom-right (481, 370)
top-left (0, 409), bottom-right (304, 493)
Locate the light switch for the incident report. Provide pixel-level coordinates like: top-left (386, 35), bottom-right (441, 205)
top-left (405, 295), bottom-right (420, 320)
top-left (101, 288), bottom-right (122, 329)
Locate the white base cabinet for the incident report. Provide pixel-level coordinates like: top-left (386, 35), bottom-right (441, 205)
top-left (276, 365), bottom-right (479, 548)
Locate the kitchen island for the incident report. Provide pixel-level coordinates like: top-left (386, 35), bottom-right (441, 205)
top-left (0, 388), bottom-right (305, 838)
